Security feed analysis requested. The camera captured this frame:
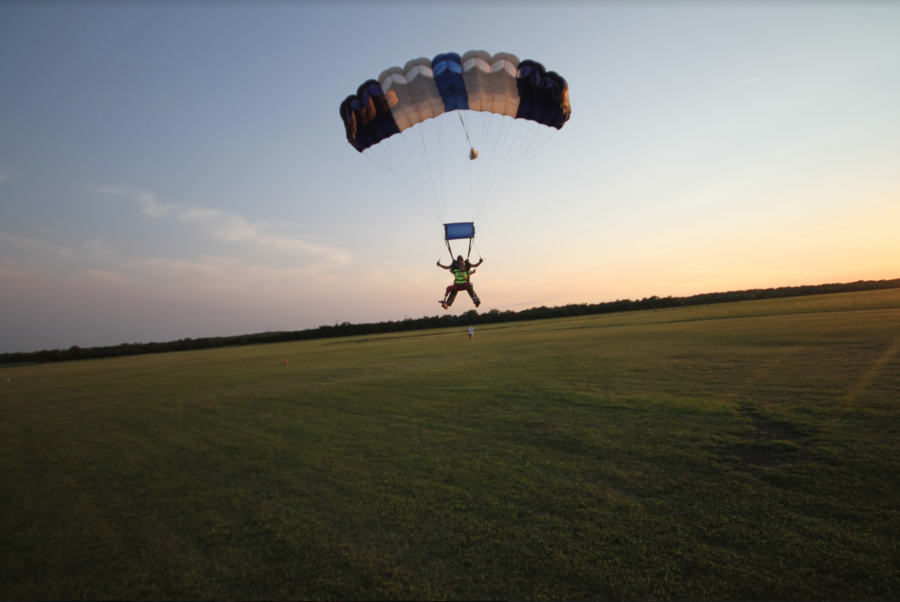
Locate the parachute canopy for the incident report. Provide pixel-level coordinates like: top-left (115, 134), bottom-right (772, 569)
top-left (339, 51), bottom-right (570, 237)
top-left (340, 51), bottom-right (570, 152)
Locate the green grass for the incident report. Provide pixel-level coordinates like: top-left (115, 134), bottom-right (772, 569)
top-left (2, 289), bottom-right (900, 600)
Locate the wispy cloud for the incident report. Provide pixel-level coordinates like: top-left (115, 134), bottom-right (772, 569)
top-left (83, 185), bottom-right (118, 194)
top-left (179, 207), bottom-right (256, 242)
top-left (176, 203), bottom-right (351, 264)
top-left (733, 77), bottom-right (760, 88)
top-left (137, 192), bottom-right (176, 218)
top-left (0, 231), bottom-right (74, 260)
top-left (82, 239), bottom-right (116, 257)
top-left (85, 185), bottom-right (354, 268)
top-left (85, 269), bottom-right (131, 284)
top-left (0, 174), bottom-right (9, 183)
top-left (84, 185), bottom-right (175, 217)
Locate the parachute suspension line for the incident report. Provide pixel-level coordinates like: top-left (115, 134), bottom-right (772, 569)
top-left (458, 111), bottom-right (475, 215)
top-left (437, 115), bottom-right (446, 224)
top-left (468, 111), bottom-right (486, 219)
top-left (365, 148), bottom-right (426, 220)
top-left (369, 150), bottom-right (440, 235)
top-left (475, 114), bottom-right (512, 219)
top-left (480, 110), bottom-right (491, 151)
top-left (414, 120), bottom-right (444, 224)
top-left (480, 127), bottom-right (558, 229)
top-left (423, 119), bottom-right (443, 222)
top-left (407, 122), bottom-right (439, 213)
top-left (393, 126), bottom-right (441, 226)
top-left (479, 126), bottom-right (545, 226)
top-left (473, 115), bottom-right (497, 208)
top-left (466, 120), bottom-right (476, 219)
top-left (467, 237), bottom-right (473, 261)
top-left (469, 111), bottom-right (487, 218)
top-left (392, 124), bottom-right (432, 216)
top-left (475, 116), bottom-right (522, 224)
top-left (363, 151), bottom-right (442, 238)
top-left (478, 112), bottom-right (497, 216)
top-left (484, 120), bottom-right (547, 220)
top-left (487, 116), bottom-right (519, 204)
top-left (437, 242), bottom-right (451, 264)
top-left (389, 131), bottom-right (444, 228)
top-left (381, 136), bottom-right (427, 211)
top-left (473, 112), bottom-right (490, 214)
top-left (473, 239), bottom-right (484, 262)
top-left (478, 123), bottom-right (536, 222)
top-left (386, 138), bottom-right (441, 227)
top-left (470, 114), bottom-right (488, 211)
top-left (485, 120), bottom-right (525, 207)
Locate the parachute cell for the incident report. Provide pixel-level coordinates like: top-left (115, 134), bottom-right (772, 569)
top-left (432, 52), bottom-right (469, 112)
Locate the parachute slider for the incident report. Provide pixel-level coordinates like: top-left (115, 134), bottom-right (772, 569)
top-left (444, 222), bottom-right (475, 241)
top-left (469, 148), bottom-right (479, 160)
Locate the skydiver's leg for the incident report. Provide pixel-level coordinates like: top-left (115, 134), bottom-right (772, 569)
top-left (467, 285), bottom-right (481, 307)
top-left (446, 289), bottom-right (459, 307)
top-left (442, 285), bottom-right (455, 309)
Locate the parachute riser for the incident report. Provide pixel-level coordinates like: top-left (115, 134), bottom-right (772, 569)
top-left (444, 236), bottom-right (474, 262)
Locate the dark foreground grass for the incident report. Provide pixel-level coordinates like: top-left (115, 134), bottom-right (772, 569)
top-left (2, 289), bottom-right (899, 600)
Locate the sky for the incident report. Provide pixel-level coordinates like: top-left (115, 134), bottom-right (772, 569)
top-left (1, 2), bottom-right (899, 354)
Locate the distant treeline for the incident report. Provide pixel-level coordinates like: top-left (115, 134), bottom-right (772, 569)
top-left (3, 278), bottom-right (898, 365)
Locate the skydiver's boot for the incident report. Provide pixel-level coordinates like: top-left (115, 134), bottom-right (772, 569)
top-left (468, 287), bottom-right (481, 308)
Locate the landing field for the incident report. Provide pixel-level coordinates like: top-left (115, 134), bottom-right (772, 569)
top-left (2, 289), bottom-right (899, 600)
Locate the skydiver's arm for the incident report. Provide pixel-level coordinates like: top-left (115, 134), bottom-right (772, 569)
top-left (436, 261), bottom-right (451, 269)
top-left (470, 258), bottom-right (484, 267)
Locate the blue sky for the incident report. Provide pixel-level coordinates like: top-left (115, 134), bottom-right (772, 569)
top-left (1, 3), bottom-right (899, 353)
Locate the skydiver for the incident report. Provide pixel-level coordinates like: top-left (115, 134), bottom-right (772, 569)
top-left (437, 255), bottom-right (483, 309)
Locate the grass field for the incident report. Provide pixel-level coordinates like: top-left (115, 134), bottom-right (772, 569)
top-left (2, 289), bottom-right (899, 600)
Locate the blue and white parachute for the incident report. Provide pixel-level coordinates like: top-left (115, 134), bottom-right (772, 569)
top-left (339, 51), bottom-right (570, 238)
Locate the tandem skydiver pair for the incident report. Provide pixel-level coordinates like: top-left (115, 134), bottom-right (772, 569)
top-left (437, 254), bottom-right (483, 309)
top-left (436, 221), bottom-right (482, 310)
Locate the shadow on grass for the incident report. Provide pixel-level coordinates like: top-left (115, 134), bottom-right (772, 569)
top-left (720, 405), bottom-right (811, 473)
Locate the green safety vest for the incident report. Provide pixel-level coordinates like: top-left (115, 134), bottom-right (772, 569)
top-left (453, 269), bottom-right (469, 284)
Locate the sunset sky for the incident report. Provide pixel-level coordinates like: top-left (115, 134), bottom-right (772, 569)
top-left (1, 3), bottom-right (898, 353)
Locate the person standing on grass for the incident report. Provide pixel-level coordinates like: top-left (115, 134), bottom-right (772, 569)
top-left (468, 325), bottom-right (474, 341)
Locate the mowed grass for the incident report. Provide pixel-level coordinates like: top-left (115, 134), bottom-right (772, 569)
top-left (2, 290), bottom-right (899, 600)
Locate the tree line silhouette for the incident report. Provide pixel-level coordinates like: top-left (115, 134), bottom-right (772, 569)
top-left (3, 278), bottom-right (898, 365)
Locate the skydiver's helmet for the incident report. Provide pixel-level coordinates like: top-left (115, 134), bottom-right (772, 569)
top-left (451, 256), bottom-right (465, 271)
